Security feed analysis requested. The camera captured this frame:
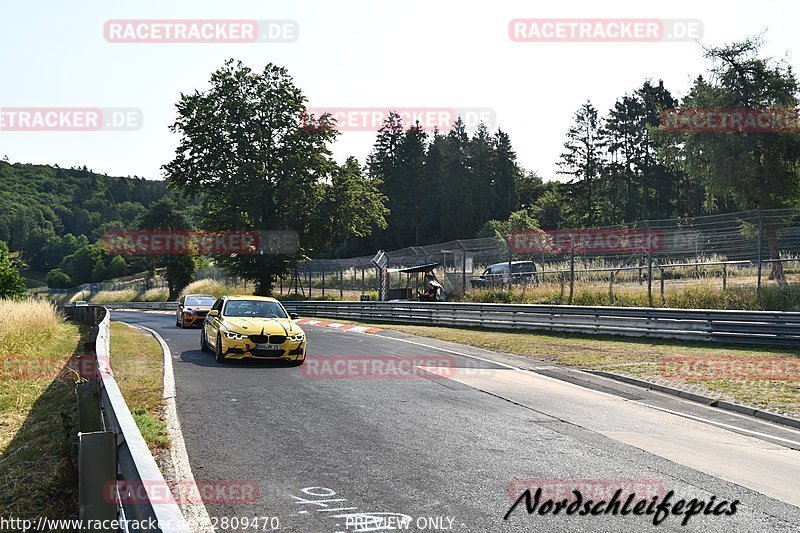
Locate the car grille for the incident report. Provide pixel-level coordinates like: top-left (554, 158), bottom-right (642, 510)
top-left (195, 310), bottom-right (208, 317)
top-left (250, 349), bottom-right (285, 358)
top-left (249, 334), bottom-right (287, 344)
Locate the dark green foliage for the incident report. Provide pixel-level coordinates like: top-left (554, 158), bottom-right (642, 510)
top-left (0, 241), bottom-right (27, 299)
top-left (164, 60), bottom-right (387, 295)
top-left (135, 198), bottom-right (196, 300)
top-left (45, 268), bottom-right (72, 289)
top-left (0, 161), bottom-right (169, 282)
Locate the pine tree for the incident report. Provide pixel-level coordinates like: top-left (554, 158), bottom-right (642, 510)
top-left (558, 101), bottom-right (606, 225)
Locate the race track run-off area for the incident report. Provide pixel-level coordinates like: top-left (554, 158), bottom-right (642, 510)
top-left (112, 311), bottom-right (800, 533)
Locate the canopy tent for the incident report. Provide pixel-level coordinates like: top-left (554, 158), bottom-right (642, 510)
top-left (385, 262), bottom-right (442, 300)
top-left (387, 262), bottom-right (441, 274)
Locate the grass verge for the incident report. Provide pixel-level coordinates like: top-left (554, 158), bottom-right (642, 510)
top-left (0, 299), bottom-right (82, 519)
top-left (325, 319), bottom-right (800, 417)
top-left (462, 281), bottom-right (800, 311)
top-left (109, 322), bottom-right (169, 451)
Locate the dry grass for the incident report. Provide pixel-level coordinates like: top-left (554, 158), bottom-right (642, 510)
top-left (180, 279), bottom-right (249, 299)
top-left (137, 287), bottom-right (169, 302)
top-left (89, 289), bottom-right (138, 303)
top-left (109, 322), bottom-right (169, 451)
top-left (0, 299), bottom-right (65, 356)
top-left (0, 299), bottom-right (82, 519)
top-left (462, 279), bottom-right (800, 311)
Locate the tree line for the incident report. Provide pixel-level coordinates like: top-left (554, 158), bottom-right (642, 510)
top-left (1, 35), bottom-right (797, 297)
top-left (332, 36), bottom-right (800, 259)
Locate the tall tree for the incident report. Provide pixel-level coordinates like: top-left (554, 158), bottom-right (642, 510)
top-left (440, 117), bottom-right (476, 240)
top-left (675, 37), bottom-right (800, 281)
top-left (558, 101), bottom-right (607, 225)
top-left (164, 60), bottom-right (386, 294)
top-left (136, 198), bottom-right (196, 300)
top-left (491, 129), bottom-right (521, 220)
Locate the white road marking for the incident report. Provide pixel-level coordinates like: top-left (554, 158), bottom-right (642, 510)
top-left (628, 400), bottom-right (800, 448)
top-left (371, 331), bottom-right (800, 444)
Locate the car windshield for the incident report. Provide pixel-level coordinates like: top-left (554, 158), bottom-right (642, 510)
top-left (185, 296), bottom-right (215, 306)
top-left (223, 300), bottom-right (287, 319)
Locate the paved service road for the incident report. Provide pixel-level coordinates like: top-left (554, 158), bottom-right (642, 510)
top-left (112, 311), bottom-right (800, 533)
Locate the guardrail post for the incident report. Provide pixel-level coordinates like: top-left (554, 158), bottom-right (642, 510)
top-left (361, 267), bottom-right (365, 295)
top-left (322, 268), bottom-right (325, 298)
top-left (660, 267), bottom-right (665, 304)
top-left (79, 431), bottom-right (117, 526)
top-left (340, 268), bottom-right (344, 300)
top-left (76, 379), bottom-right (103, 433)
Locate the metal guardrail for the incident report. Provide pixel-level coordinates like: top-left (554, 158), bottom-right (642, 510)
top-left (63, 305), bottom-right (189, 532)
top-left (87, 299), bottom-right (800, 345)
top-left (98, 302), bottom-right (179, 310)
top-left (279, 301), bottom-right (800, 346)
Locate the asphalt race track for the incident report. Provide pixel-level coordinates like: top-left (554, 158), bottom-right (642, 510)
top-left (112, 311), bottom-right (800, 533)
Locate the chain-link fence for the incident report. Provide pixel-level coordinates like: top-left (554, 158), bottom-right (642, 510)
top-left (282, 208), bottom-right (800, 304)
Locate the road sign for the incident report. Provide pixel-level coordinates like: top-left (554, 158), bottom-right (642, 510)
top-left (372, 250), bottom-right (388, 269)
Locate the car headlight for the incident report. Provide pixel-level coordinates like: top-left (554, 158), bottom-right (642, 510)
top-left (224, 331), bottom-right (249, 340)
top-left (288, 333), bottom-right (305, 342)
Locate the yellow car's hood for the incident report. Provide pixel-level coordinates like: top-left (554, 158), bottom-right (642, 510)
top-left (223, 316), bottom-right (302, 335)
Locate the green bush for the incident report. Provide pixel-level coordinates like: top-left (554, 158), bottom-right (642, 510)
top-left (45, 268), bottom-right (72, 289)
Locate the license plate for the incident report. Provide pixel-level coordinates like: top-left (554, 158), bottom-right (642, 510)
top-left (255, 343), bottom-right (281, 350)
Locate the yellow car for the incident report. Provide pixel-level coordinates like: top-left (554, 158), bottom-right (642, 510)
top-left (200, 296), bottom-right (306, 364)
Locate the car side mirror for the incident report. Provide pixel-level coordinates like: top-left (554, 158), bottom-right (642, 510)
top-left (208, 310), bottom-right (219, 317)
top-left (290, 312), bottom-right (300, 320)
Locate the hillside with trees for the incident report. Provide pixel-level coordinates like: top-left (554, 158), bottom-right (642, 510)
top-left (0, 161), bottom-right (170, 286)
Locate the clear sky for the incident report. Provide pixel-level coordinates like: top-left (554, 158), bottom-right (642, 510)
top-left (1, 0), bottom-right (797, 181)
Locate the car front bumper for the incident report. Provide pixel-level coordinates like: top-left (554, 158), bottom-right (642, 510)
top-left (182, 314), bottom-right (206, 327)
top-left (220, 337), bottom-right (306, 361)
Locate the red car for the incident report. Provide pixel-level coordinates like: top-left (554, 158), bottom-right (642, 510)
top-left (176, 294), bottom-right (216, 328)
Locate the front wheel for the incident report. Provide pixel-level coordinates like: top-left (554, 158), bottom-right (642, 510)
top-left (200, 329), bottom-right (212, 353)
top-left (214, 334), bottom-right (227, 363)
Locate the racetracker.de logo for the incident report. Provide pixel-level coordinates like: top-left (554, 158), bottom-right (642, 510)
top-left (509, 18), bottom-right (703, 42)
top-left (509, 229), bottom-right (664, 255)
top-left (304, 107), bottom-right (496, 132)
top-left (301, 355), bottom-right (457, 379)
top-left (104, 19), bottom-right (298, 43)
top-left (0, 108), bottom-right (142, 131)
top-left (659, 355), bottom-right (800, 382)
top-left (106, 480), bottom-right (259, 505)
top-left (103, 230), bottom-right (299, 255)
top-left (660, 108), bottom-right (800, 133)
top-left (0, 354), bottom-right (108, 381)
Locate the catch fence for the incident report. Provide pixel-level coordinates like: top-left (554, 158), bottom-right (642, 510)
top-left (286, 209), bottom-right (800, 304)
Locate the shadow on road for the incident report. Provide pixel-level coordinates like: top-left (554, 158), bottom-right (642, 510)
top-left (178, 349), bottom-right (302, 370)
